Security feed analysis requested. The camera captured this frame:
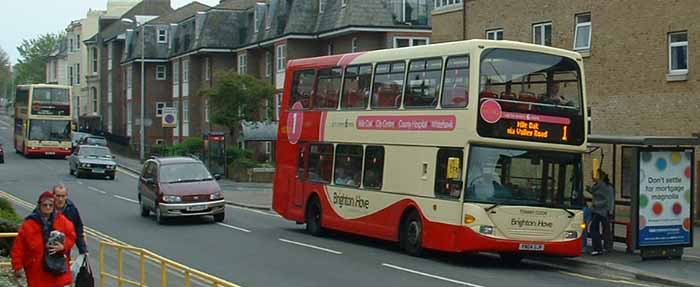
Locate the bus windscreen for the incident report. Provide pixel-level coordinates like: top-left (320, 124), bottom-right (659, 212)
top-left (477, 48), bottom-right (584, 145)
top-left (465, 146), bottom-right (584, 209)
top-left (31, 88), bottom-right (70, 116)
top-left (28, 120), bottom-right (71, 142)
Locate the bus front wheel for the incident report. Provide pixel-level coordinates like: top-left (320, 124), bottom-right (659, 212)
top-left (305, 197), bottom-right (324, 236)
top-left (400, 210), bottom-right (424, 257)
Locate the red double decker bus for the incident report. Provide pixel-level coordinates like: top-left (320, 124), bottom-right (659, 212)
top-left (14, 84), bottom-right (73, 157)
top-left (273, 40), bottom-right (588, 262)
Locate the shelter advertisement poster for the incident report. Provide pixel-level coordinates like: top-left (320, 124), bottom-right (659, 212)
top-left (637, 149), bottom-right (694, 247)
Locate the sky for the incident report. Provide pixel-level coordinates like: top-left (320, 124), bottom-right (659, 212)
top-left (0, 0), bottom-right (221, 64)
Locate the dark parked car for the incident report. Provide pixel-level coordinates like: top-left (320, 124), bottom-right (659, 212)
top-left (78, 135), bottom-right (108, 147)
top-left (69, 145), bottom-right (117, 179)
top-left (138, 157), bottom-right (224, 224)
top-left (71, 132), bottom-right (90, 149)
top-left (0, 144), bottom-right (4, 164)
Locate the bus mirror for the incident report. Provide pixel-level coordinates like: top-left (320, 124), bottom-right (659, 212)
top-left (447, 157), bottom-right (461, 179)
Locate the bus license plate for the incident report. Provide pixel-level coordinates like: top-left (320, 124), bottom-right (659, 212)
top-left (187, 205), bottom-right (207, 212)
top-left (519, 243), bottom-right (544, 251)
top-left (45, 152), bottom-right (55, 155)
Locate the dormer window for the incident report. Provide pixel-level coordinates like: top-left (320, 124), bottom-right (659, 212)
top-left (157, 28), bottom-right (168, 43)
top-left (319, 0), bottom-right (325, 13)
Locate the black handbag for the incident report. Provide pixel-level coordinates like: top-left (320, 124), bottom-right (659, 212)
top-left (75, 256), bottom-right (95, 287)
top-left (44, 251), bottom-right (67, 275)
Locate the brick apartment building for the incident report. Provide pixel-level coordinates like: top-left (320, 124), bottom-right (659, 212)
top-left (89, 0), bottom-right (433, 164)
top-left (431, 0), bottom-right (700, 217)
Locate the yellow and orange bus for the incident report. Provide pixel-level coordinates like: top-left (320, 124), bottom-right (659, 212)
top-left (14, 84), bottom-right (73, 157)
top-left (273, 40), bottom-right (588, 262)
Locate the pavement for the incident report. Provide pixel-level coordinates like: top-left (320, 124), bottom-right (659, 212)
top-left (111, 152), bottom-right (700, 287)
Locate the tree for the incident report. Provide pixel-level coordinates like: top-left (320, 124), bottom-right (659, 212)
top-left (204, 70), bottom-right (276, 143)
top-left (13, 33), bottom-right (62, 85)
top-left (0, 47), bottom-right (11, 101)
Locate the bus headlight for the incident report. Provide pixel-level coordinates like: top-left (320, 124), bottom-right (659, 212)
top-left (564, 231), bottom-right (578, 239)
top-left (479, 225), bottom-right (494, 235)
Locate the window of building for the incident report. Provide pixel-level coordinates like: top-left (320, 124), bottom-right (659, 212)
top-left (342, 0), bottom-right (348, 7)
top-left (574, 13), bottom-right (591, 50)
top-left (334, 145), bottom-right (362, 187)
top-left (533, 22), bottom-right (552, 46)
top-left (107, 74), bottom-right (113, 103)
top-left (276, 44), bottom-right (287, 73)
top-left (314, 67), bottom-right (342, 109)
top-left (92, 47), bottom-right (98, 74)
top-left (76, 64), bottom-right (80, 85)
top-left (204, 98), bottom-right (209, 123)
top-left (107, 105), bottom-right (112, 132)
top-left (156, 102), bottom-right (165, 117)
top-left (401, 0), bottom-right (429, 25)
top-left (173, 60), bottom-right (180, 84)
top-left (265, 51), bottom-right (272, 77)
top-left (107, 44), bottom-right (113, 71)
top-left (486, 29), bottom-right (504, 40)
top-left (327, 43), bottom-right (334, 55)
top-left (182, 59), bottom-right (190, 98)
top-left (238, 53), bottom-right (247, 75)
top-left (70, 38), bottom-right (74, 53)
top-left (441, 56), bottom-right (469, 108)
top-left (342, 65), bottom-right (372, 109)
top-left (183, 99), bottom-right (190, 137)
top-left (371, 62), bottom-right (405, 109)
top-left (156, 65), bottom-right (167, 80)
top-left (264, 142), bottom-right (272, 162)
top-left (363, 146), bottom-right (384, 190)
top-left (76, 35), bottom-right (80, 50)
top-left (291, 70), bottom-right (315, 109)
top-left (92, 88), bottom-right (98, 113)
top-left (351, 37), bottom-right (358, 52)
top-left (204, 57), bottom-right (210, 81)
top-left (157, 28), bottom-right (168, 43)
top-left (393, 37), bottom-right (429, 48)
top-left (669, 31), bottom-right (688, 74)
top-left (434, 148), bottom-right (463, 199)
top-left (126, 67), bottom-right (133, 100)
top-left (275, 93), bottom-right (282, 121)
top-left (126, 102), bottom-right (133, 136)
top-left (173, 100), bottom-right (180, 137)
top-left (405, 58), bottom-right (442, 108)
top-left (69, 66), bottom-right (73, 86)
top-left (434, 0), bottom-right (462, 10)
top-left (319, 0), bottom-right (325, 13)
top-left (308, 143), bottom-right (333, 183)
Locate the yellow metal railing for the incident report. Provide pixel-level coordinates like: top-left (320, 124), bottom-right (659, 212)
top-left (99, 241), bottom-right (240, 287)
top-left (0, 233), bottom-right (18, 268)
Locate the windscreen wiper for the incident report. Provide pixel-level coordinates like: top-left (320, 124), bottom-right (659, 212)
top-left (485, 203), bottom-right (499, 212)
top-left (559, 207), bottom-right (575, 218)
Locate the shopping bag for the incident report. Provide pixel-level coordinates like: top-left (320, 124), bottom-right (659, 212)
top-left (75, 255), bottom-right (95, 287)
top-left (71, 254), bottom-right (86, 281)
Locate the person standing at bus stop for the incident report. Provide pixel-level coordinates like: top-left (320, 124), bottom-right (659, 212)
top-left (52, 184), bottom-right (88, 256)
top-left (588, 170), bottom-right (614, 255)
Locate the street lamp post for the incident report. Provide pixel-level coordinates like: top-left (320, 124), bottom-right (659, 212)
top-left (122, 18), bottom-right (146, 162)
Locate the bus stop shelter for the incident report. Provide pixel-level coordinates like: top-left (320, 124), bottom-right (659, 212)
top-left (587, 134), bottom-right (699, 255)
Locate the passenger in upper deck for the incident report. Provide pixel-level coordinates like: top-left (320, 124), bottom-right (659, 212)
top-left (542, 81), bottom-right (572, 106)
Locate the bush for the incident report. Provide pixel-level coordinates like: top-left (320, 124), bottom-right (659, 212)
top-left (0, 198), bottom-right (19, 256)
top-left (226, 146), bottom-right (258, 169)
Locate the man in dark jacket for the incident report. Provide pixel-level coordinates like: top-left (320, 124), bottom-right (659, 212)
top-left (53, 184), bottom-right (88, 255)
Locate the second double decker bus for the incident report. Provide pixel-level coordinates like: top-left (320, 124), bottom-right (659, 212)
top-left (14, 84), bottom-right (73, 157)
top-left (273, 40), bottom-right (588, 262)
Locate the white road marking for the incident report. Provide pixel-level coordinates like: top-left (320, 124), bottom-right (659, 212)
top-left (88, 186), bottom-right (107, 194)
top-left (113, 195), bottom-right (138, 204)
top-left (381, 263), bottom-right (486, 287)
top-left (278, 238), bottom-right (343, 255)
top-left (216, 223), bottom-right (252, 233)
top-left (684, 254), bottom-right (700, 261)
top-left (77, 181), bottom-right (84, 185)
top-left (226, 204), bottom-right (282, 218)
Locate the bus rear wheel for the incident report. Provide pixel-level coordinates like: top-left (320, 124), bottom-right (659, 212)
top-left (305, 197), bottom-right (324, 236)
top-left (400, 210), bottom-right (424, 257)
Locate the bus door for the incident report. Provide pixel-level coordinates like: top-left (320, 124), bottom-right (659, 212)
top-left (434, 148), bottom-right (466, 223)
top-left (293, 143), bottom-right (309, 207)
